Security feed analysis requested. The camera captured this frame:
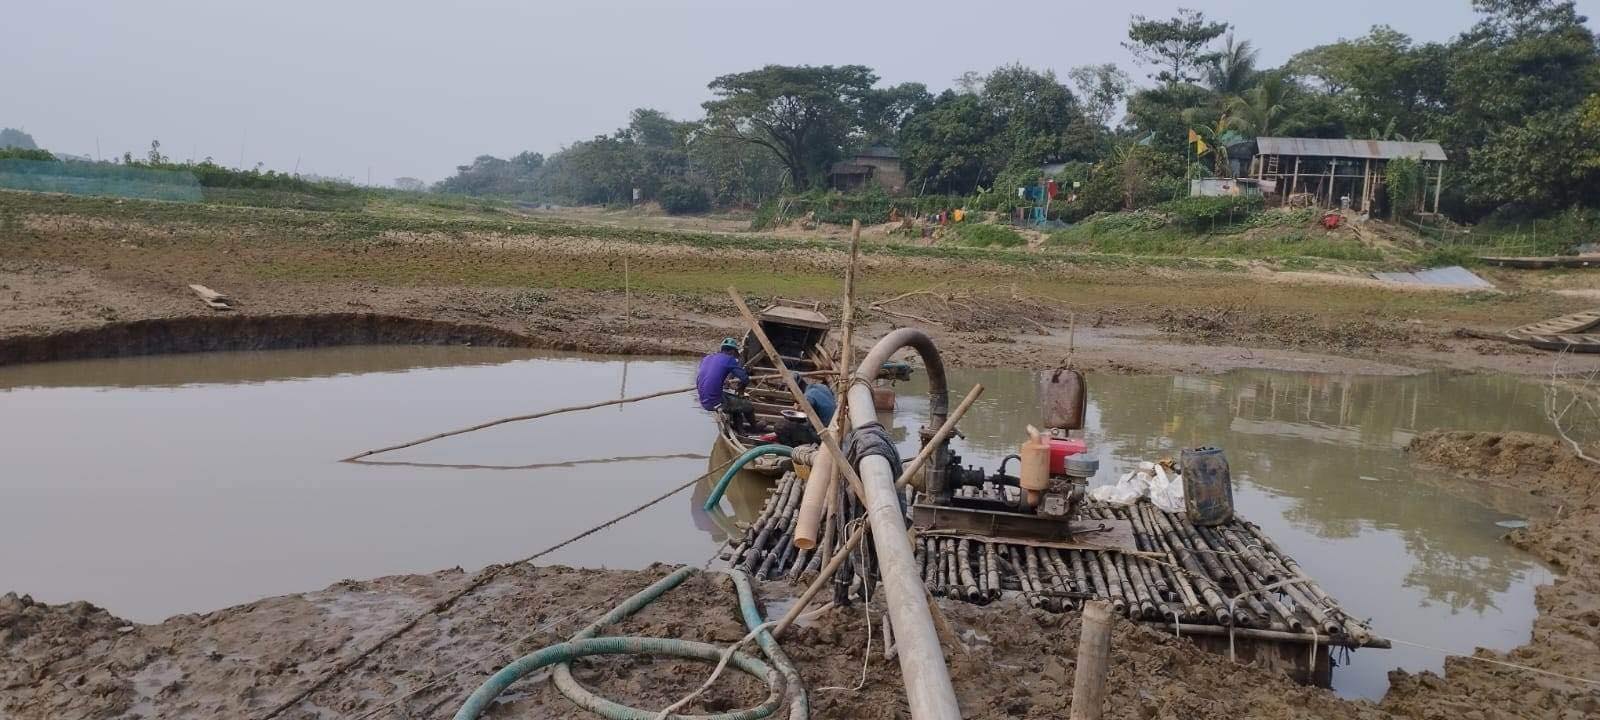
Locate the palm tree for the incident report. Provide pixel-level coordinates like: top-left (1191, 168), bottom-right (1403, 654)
top-left (1230, 70), bottom-right (1290, 137)
top-left (1188, 113), bottom-right (1248, 178)
top-left (1206, 33), bottom-right (1259, 97)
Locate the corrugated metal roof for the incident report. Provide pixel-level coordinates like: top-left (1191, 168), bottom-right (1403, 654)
top-left (1372, 266), bottom-right (1492, 289)
top-left (857, 145), bottom-right (900, 159)
top-left (1257, 137), bottom-right (1447, 161)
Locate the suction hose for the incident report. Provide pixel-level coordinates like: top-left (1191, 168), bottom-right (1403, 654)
top-left (703, 444), bottom-right (792, 511)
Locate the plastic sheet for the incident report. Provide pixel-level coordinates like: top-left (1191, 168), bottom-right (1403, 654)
top-left (1090, 461), bottom-right (1184, 512)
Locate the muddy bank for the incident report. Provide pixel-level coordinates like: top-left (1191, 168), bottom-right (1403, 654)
top-left (7, 190), bottom-right (1600, 376)
top-left (0, 314), bottom-right (549, 365)
top-left (1384, 431), bottom-right (1600, 719)
top-left (0, 254), bottom-right (1578, 376)
top-left (0, 564), bottom-right (1388, 720)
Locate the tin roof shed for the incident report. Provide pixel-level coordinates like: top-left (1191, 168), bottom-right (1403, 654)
top-left (1256, 137), bottom-right (1447, 162)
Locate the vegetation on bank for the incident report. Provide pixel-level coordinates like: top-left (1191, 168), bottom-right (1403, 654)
top-left (422, 1), bottom-right (1599, 235)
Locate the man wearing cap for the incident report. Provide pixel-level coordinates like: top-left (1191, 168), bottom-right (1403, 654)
top-left (697, 338), bottom-right (756, 432)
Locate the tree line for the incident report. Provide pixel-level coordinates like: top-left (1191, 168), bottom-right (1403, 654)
top-left (345, 4), bottom-right (1600, 223)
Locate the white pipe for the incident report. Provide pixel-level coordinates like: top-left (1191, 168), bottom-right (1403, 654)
top-left (846, 382), bottom-right (962, 720)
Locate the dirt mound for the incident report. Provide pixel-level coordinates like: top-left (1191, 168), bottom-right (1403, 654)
top-left (1383, 431), bottom-right (1600, 719)
top-left (1159, 306), bottom-right (1420, 352)
top-left (0, 593), bottom-right (133, 719)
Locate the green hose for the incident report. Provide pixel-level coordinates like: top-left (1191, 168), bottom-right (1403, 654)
top-left (703, 444), bottom-right (792, 511)
top-left (453, 636), bottom-right (780, 720)
top-left (454, 566), bottom-right (806, 720)
top-left (729, 570), bottom-right (808, 720)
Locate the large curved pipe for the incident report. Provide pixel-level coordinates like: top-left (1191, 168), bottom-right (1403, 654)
top-left (849, 327), bottom-right (949, 428)
top-left (843, 328), bottom-right (961, 720)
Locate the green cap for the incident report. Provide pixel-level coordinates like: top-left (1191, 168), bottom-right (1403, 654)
top-left (720, 337), bottom-right (740, 351)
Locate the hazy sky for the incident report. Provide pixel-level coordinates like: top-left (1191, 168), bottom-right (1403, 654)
top-left (7, 1), bottom-right (1598, 184)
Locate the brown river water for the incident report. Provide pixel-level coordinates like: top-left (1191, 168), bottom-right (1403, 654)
top-left (0, 347), bottom-right (1554, 699)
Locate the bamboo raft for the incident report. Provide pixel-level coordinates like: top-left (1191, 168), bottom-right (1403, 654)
top-left (724, 472), bottom-right (1386, 651)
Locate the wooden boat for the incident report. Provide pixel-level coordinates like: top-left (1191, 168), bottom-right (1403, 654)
top-left (1502, 308), bottom-right (1600, 352)
top-left (713, 300), bottom-right (837, 476)
top-left (1480, 255), bottom-right (1600, 269)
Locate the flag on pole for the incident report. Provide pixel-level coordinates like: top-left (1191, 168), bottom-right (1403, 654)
top-left (1188, 129), bottom-right (1209, 155)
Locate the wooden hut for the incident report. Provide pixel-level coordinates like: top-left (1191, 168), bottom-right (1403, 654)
top-left (1250, 137), bottom-right (1447, 214)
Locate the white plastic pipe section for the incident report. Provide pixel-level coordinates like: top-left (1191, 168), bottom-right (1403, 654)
top-left (845, 329), bottom-right (961, 720)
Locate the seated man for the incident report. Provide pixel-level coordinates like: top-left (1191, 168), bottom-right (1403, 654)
top-left (795, 374), bottom-right (836, 425)
top-left (696, 338), bottom-right (756, 432)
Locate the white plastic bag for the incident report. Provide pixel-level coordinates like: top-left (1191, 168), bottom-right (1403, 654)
top-left (1090, 461), bottom-right (1185, 510)
top-left (1146, 463), bottom-right (1185, 513)
top-left (1089, 466), bottom-right (1151, 505)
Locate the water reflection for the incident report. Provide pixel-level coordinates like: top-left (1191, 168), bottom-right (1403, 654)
top-left (0, 348), bottom-right (1556, 701)
top-left (884, 368), bottom-right (1555, 699)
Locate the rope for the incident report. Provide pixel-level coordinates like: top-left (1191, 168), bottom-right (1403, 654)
top-left (652, 620), bottom-right (779, 720)
top-left (1382, 637), bottom-right (1600, 687)
top-left (256, 455), bottom-right (738, 720)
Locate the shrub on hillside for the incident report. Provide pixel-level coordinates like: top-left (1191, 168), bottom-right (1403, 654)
top-left (950, 223), bottom-right (1025, 248)
top-left (1155, 194), bottom-right (1264, 229)
top-left (0, 148), bottom-right (57, 162)
top-left (659, 182), bottom-right (711, 215)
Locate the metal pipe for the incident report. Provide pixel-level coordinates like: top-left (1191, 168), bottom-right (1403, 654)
top-left (849, 328), bottom-right (951, 501)
top-left (844, 329), bottom-right (962, 720)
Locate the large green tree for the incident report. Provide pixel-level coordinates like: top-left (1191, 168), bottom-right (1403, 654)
top-left (981, 64), bottom-right (1097, 169)
top-left (1068, 64), bottom-right (1133, 128)
top-left (897, 90), bottom-right (1004, 194)
top-left (1123, 8), bottom-right (1230, 87)
top-left (1288, 26), bottom-right (1449, 139)
top-left (702, 65), bottom-right (881, 189)
top-left (1448, 0), bottom-right (1598, 213)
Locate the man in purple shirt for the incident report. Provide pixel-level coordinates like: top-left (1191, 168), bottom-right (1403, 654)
top-left (697, 338), bottom-right (756, 431)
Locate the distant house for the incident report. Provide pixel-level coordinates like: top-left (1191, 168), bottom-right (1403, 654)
top-left (829, 146), bottom-right (906, 194)
top-left (1249, 137), bottom-right (1448, 214)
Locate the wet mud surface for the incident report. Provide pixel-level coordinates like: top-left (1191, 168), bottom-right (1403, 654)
top-left (1389, 431), bottom-right (1600, 719)
top-left (0, 565), bottom-right (1390, 720)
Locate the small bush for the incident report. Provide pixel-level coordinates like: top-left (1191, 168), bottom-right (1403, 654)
top-left (658, 182), bottom-right (711, 215)
top-left (1415, 245), bottom-right (1480, 267)
top-left (0, 148), bottom-right (56, 162)
top-left (1155, 195), bottom-right (1265, 229)
top-left (950, 223), bottom-right (1025, 248)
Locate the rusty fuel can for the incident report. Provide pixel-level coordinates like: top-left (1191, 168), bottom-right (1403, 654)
top-left (1179, 446), bottom-right (1234, 526)
top-left (1041, 367), bottom-right (1087, 430)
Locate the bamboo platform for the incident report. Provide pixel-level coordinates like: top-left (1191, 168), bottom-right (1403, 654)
top-left (725, 473), bottom-right (1386, 654)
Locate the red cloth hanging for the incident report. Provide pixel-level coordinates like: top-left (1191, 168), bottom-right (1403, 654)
top-left (1046, 179), bottom-right (1060, 199)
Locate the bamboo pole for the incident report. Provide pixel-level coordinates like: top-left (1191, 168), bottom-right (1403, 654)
top-left (840, 220), bottom-right (861, 376)
top-left (340, 385), bottom-right (697, 461)
top-left (341, 367), bottom-right (828, 462)
top-left (1070, 601), bottom-right (1114, 720)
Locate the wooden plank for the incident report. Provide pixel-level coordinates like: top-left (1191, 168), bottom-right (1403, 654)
top-left (188, 284), bottom-right (233, 311)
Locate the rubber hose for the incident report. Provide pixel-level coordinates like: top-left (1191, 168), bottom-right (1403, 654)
top-left (728, 570), bottom-right (808, 720)
top-left (452, 636), bottom-right (781, 720)
top-left (456, 567), bottom-right (787, 720)
top-left (703, 444), bottom-right (793, 511)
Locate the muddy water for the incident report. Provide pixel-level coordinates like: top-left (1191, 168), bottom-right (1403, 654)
top-left (0, 347), bottom-right (753, 625)
top-left (886, 369), bottom-right (1555, 699)
top-left (0, 350), bottom-right (1555, 700)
